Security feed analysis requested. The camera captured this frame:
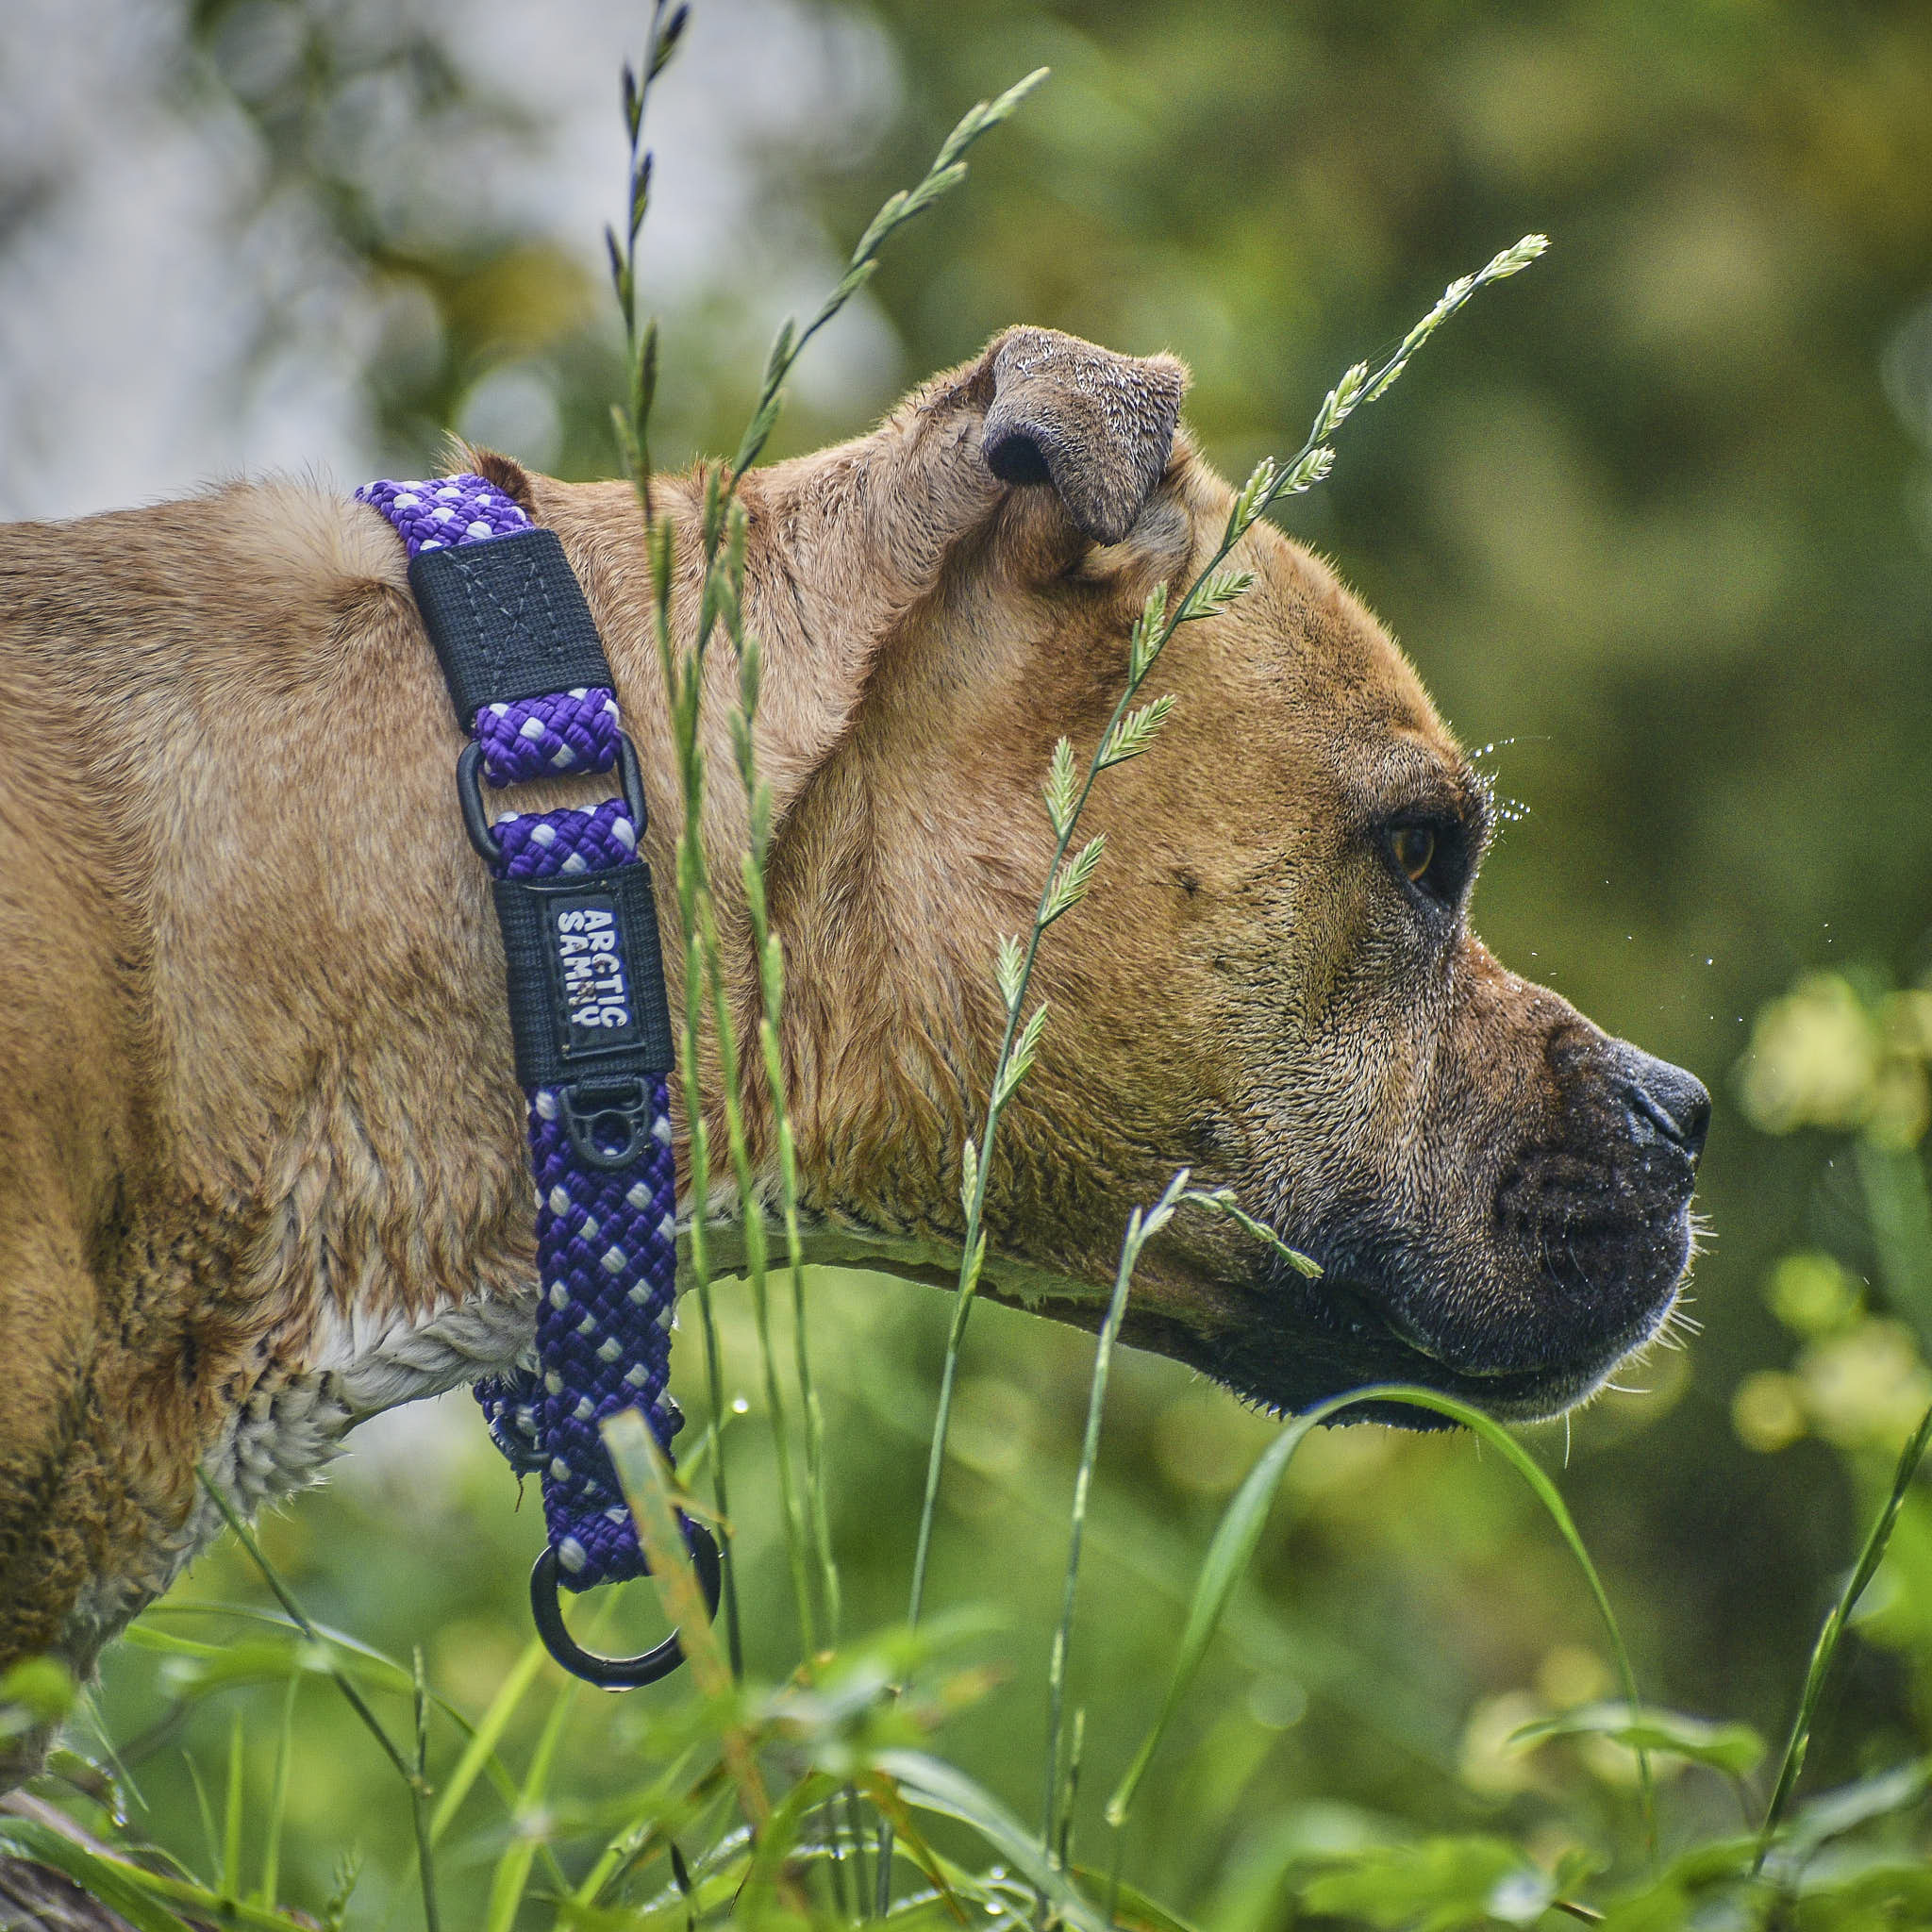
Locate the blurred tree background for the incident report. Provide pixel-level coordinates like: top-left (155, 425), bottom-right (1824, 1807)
top-left (6, 0), bottom-right (1932, 1922)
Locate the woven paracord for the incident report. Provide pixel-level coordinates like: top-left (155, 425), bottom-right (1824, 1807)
top-left (476, 688), bottom-right (622, 788)
top-left (358, 475), bottom-right (531, 553)
top-left (357, 474), bottom-right (681, 1589)
top-left (494, 798), bottom-right (640, 879)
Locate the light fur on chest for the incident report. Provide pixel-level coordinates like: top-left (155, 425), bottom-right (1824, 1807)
top-left (60, 1288), bottom-right (538, 1657)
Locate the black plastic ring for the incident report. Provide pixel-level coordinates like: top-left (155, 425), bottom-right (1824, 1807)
top-left (529, 1519), bottom-right (723, 1690)
top-left (458, 730), bottom-right (646, 871)
top-left (456, 740), bottom-right (502, 865)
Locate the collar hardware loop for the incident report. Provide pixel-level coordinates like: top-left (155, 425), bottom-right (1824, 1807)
top-left (528, 1524), bottom-right (723, 1691)
top-left (561, 1076), bottom-right (659, 1173)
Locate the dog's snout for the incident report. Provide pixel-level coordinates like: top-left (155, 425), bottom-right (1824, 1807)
top-left (1614, 1044), bottom-right (1711, 1162)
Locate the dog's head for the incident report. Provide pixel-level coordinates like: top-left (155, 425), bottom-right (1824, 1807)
top-left (741, 326), bottom-right (1707, 1422)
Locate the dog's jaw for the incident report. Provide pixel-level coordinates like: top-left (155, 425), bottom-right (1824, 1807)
top-left (691, 1212), bottom-right (1114, 1313)
top-left (692, 1184), bottom-right (1698, 1432)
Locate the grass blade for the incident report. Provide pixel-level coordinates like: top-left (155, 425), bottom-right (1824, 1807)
top-left (1042, 1176), bottom-right (1187, 1869)
top-left (429, 1636), bottom-right (546, 1844)
top-left (256, 1674), bottom-right (297, 1907)
top-left (874, 1750), bottom-right (1111, 1932)
top-left (735, 1771), bottom-right (837, 1928)
top-left (410, 1644), bottom-right (441, 1932)
top-left (1105, 1383), bottom-right (1653, 1857)
top-left (1510, 1704), bottom-right (1764, 1776)
top-left (1757, 1398), bottom-right (1932, 1866)
top-left (604, 1407), bottom-right (773, 1829)
top-left (601, 1409), bottom-right (734, 1703)
top-left (221, 1707), bottom-right (243, 1901)
top-left (0, 1815), bottom-right (307, 1931)
top-left (482, 1663), bottom-right (579, 1932)
top-left (194, 1471), bottom-right (416, 1790)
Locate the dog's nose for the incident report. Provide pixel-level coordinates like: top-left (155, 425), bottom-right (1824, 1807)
top-left (1613, 1044), bottom-right (1711, 1163)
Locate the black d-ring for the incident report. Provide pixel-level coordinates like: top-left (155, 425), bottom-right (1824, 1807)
top-left (457, 729), bottom-right (648, 871)
top-left (529, 1520), bottom-right (724, 1690)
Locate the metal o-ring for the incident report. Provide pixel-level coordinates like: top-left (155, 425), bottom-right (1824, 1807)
top-left (529, 1519), bottom-right (724, 1690)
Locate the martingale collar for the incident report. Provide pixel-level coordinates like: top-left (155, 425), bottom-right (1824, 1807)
top-left (356, 474), bottom-right (719, 1689)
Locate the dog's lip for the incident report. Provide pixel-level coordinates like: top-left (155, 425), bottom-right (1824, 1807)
top-left (1306, 1264), bottom-right (1683, 1399)
top-left (1098, 1244), bottom-right (1686, 1424)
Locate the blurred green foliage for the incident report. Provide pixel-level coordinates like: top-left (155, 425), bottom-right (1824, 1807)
top-left (12, 0), bottom-right (1932, 1924)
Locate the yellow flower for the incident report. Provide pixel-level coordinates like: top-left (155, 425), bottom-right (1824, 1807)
top-left (1460, 1690), bottom-right (1551, 1797)
top-left (1797, 1319), bottom-right (1932, 1451)
top-left (1867, 1052), bottom-right (1930, 1150)
top-left (1765, 1251), bottom-right (1863, 1337)
top-left (1732, 1370), bottom-right (1807, 1453)
top-left (1737, 974), bottom-right (1879, 1135)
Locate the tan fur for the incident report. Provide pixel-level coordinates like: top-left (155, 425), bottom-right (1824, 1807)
top-left (0, 327), bottom-right (1705, 1722)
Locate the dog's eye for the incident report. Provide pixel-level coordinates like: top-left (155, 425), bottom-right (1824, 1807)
top-left (1383, 817), bottom-right (1470, 911)
top-left (1391, 825), bottom-right (1435, 884)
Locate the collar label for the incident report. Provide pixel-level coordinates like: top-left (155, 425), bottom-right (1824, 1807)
top-left (552, 894), bottom-right (637, 1047)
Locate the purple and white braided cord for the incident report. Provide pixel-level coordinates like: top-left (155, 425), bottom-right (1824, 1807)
top-left (357, 473), bottom-right (681, 1590)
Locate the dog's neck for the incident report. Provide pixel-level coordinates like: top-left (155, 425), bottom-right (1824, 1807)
top-left (491, 458), bottom-right (1105, 1304)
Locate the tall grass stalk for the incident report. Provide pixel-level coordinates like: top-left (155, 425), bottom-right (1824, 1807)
top-left (653, 524), bottom-right (756, 1666)
top-left (672, 572), bottom-right (822, 1653)
top-left (605, 0), bottom-right (685, 521)
top-left (256, 1674), bottom-right (296, 1908)
top-left (605, 0), bottom-right (743, 1680)
top-left (195, 1471), bottom-right (443, 1923)
top-left (408, 1649), bottom-right (440, 1932)
top-left (1040, 1170), bottom-right (1191, 1891)
top-left (1755, 1397), bottom-right (1932, 1870)
top-left (1179, 1186), bottom-right (1324, 1279)
top-left (900, 231), bottom-right (1551, 1640)
top-left (650, 478), bottom-right (813, 1655)
top-left (880, 225), bottom-right (1546, 1919)
top-left (723, 596), bottom-right (841, 1641)
top-left (221, 1707), bottom-right (242, 1901)
top-left (608, 17), bottom-right (1049, 1668)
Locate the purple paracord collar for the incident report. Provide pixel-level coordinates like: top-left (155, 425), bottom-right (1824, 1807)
top-left (357, 475), bottom-right (681, 1591)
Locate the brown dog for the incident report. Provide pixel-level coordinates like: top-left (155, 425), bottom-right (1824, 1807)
top-left (0, 325), bottom-right (1707, 1707)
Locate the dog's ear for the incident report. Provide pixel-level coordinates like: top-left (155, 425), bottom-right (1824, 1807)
top-left (978, 328), bottom-right (1188, 545)
top-left (741, 327), bottom-right (1192, 722)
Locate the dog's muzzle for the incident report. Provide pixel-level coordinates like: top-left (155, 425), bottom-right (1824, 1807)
top-left (1149, 1034), bottom-right (1711, 1426)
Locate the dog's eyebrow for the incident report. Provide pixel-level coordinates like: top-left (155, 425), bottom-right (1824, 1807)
top-left (1345, 737), bottom-right (1493, 845)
